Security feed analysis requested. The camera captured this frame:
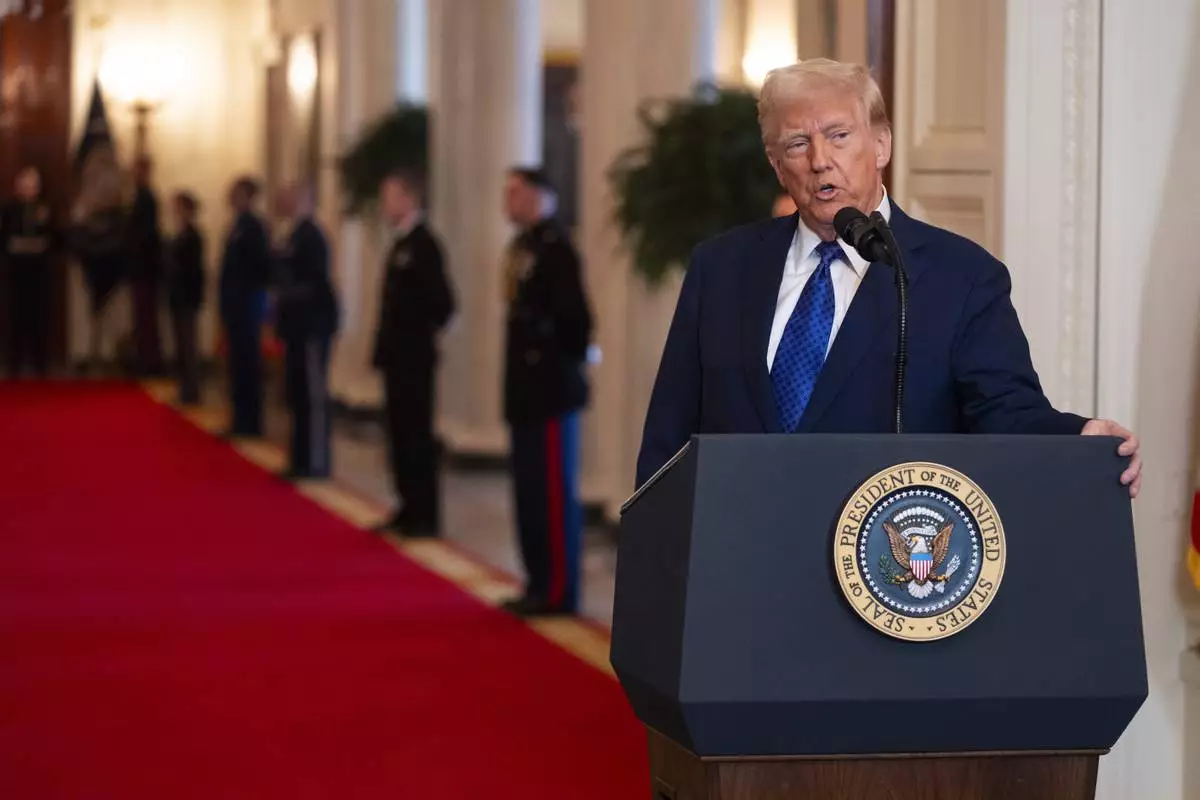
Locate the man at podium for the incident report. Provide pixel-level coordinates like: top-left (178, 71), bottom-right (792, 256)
top-left (636, 59), bottom-right (1142, 498)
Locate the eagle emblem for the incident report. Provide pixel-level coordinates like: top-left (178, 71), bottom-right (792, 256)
top-left (882, 506), bottom-right (962, 600)
top-left (834, 462), bottom-right (1005, 642)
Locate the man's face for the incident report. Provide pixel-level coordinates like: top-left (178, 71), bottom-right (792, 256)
top-left (503, 174), bottom-right (536, 226)
top-left (379, 178), bottom-right (414, 224)
top-left (768, 87), bottom-right (891, 238)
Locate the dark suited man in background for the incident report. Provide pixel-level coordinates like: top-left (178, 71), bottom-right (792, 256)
top-left (218, 177), bottom-right (271, 439)
top-left (372, 168), bottom-right (455, 536)
top-left (129, 156), bottom-right (165, 376)
top-left (637, 59), bottom-right (1141, 497)
top-left (3, 166), bottom-right (55, 378)
top-left (165, 190), bottom-right (204, 405)
top-left (274, 183), bottom-right (338, 480)
top-left (500, 167), bottom-right (593, 617)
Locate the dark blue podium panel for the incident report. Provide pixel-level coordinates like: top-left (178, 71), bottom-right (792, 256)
top-left (612, 434), bottom-right (1147, 757)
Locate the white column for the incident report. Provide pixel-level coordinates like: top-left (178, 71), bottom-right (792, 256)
top-left (330, 0), bottom-right (428, 410)
top-left (434, 0), bottom-right (543, 456)
top-left (396, 0), bottom-right (428, 103)
top-left (1006, 1), bottom-right (1199, 797)
top-left (1092, 0), bottom-right (1199, 797)
top-left (580, 0), bottom-right (720, 518)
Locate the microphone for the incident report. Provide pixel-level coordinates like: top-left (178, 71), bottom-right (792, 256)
top-left (833, 206), bottom-right (909, 434)
top-left (833, 207), bottom-right (892, 265)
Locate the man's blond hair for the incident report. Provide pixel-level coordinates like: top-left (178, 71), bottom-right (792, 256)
top-left (758, 59), bottom-right (890, 150)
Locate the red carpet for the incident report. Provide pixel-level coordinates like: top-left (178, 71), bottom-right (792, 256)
top-left (0, 382), bottom-right (647, 799)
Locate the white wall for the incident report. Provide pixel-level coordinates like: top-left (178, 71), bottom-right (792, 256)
top-left (542, 0), bottom-right (583, 55)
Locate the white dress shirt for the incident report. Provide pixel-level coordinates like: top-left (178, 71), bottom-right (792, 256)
top-left (766, 193), bottom-right (893, 370)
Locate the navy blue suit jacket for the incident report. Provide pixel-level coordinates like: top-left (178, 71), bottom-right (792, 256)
top-left (636, 205), bottom-right (1088, 486)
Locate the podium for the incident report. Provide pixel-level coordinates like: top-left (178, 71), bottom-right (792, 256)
top-left (612, 435), bottom-right (1147, 800)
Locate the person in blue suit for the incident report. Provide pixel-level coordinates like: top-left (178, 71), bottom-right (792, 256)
top-left (218, 177), bottom-right (271, 439)
top-left (637, 59), bottom-right (1142, 497)
top-left (274, 183), bottom-right (339, 480)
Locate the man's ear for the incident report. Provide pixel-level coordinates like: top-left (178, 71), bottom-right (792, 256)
top-left (875, 127), bottom-right (893, 171)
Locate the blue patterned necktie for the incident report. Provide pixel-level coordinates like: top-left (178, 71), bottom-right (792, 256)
top-left (771, 240), bottom-right (844, 432)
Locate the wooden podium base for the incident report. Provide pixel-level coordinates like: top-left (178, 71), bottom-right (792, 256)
top-left (648, 730), bottom-right (1101, 800)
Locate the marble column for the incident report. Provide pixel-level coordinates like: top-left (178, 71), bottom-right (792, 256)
top-left (1004, 1), bottom-right (1199, 797)
top-left (579, 0), bottom-right (719, 518)
top-left (330, 0), bottom-right (429, 409)
top-left (433, 0), bottom-right (542, 456)
top-left (396, 0), bottom-right (428, 104)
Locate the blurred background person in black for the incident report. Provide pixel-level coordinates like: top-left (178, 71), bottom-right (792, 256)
top-left (3, 166), bottom-right (55, 379)
top-left (372, 168), bottom-right (456, 537)
top-left (128, 156), bottom-right (164, 377)
top-left (71, 155), bottom-right (128, 374)
top-left (218, 176), bottom-right (270, 438)
top-left (274, 183), bottom-right (338, 480)
top-left (166, 190), bottom-right (204, 406)
top-left (499, 167), bottom-right (593, 617)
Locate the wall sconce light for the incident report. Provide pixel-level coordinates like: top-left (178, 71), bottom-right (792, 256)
top-left (99, 40), bottom-right (181, 157)
top-left (286, 33), bottom-right (318, 100)
top-left (742, 34), bottom-right (798, 88)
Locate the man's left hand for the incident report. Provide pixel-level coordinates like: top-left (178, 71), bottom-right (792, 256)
top-left (1081, 419), bottom-right (1142, 499)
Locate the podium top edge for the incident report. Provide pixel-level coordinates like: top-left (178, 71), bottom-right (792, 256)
top-left (620, 441), bottom-right (692, 516)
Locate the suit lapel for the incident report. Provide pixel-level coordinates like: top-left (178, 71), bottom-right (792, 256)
top-left (794, 262), bottom-right (895, 432)
top-left (741, 214), bottom-right (797, 433)
top-left (796, 203), bottom-right (929, 432)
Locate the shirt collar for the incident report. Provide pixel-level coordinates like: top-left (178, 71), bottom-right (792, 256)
top-left (394, 210), bottom-right (424, 240)
top-left (791, 188), bottom-right (892, 278)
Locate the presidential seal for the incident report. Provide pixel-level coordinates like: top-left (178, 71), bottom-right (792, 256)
top-left (833, 463), bottom-right (1005, 642)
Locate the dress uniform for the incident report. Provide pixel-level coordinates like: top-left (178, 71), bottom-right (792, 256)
top-left (372, 218), bottom-right (455, 535)
top-left (166, 220), bottom-right (204, 404)
top-left (276, 216), bottom-right (338, 479)
top-left (2, 199), bottom-right (54, 377)
top-left (502, 218), bottom-right (593, 615)
top-left (218, 209), bottom-right (270, 437)
top-left (129, 183), bottom-right (164, 375)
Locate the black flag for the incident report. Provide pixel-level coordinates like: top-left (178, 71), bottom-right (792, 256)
top-left (73, 78), bottom-right (115, 175)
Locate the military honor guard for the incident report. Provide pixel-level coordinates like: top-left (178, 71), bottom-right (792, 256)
top-left (165, 191), bottom-right (205, 405)
top-left (218, 177), bottom-right (271, 438)
top-left (273, 184), bottom-right (339, 480)
top-left (128, 156), bottom-right (165, 376)
top-left (3, 167), bottom-right (55, 378)
top-left (372, 168), bottom-right (456, 536)
top-left (499, 167), bottom-right (594, 617)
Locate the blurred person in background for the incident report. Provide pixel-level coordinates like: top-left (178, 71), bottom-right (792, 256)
top-left (273, 183), bottom-right (338, 480)
top-left (499, 167), bottom-right (593, 617)
top-left (3, 166), bottom-right (55, 378)
top-left (371, 168), bottom-right (456, 536)
top-left (71, 153), bottom-right (128, 374)
top-left (218, 176), bottom-right (270, 438)
top-left (772, 193), bottom-right (797, 217)
top-left (128, 156), bottom-right (165, 376)
top-left (165, 190), bottom-right (205, 405)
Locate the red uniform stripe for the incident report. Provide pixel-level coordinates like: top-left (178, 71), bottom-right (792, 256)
top-left (544, 419), bottom-right (567, 607)
top-left (1192, 491), bottom-right (1200, 551)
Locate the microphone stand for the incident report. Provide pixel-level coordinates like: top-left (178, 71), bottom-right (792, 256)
top-left (871, 212), bottom-right (909, 435)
